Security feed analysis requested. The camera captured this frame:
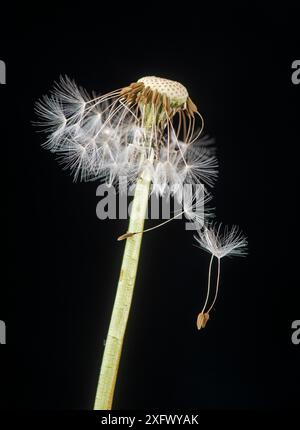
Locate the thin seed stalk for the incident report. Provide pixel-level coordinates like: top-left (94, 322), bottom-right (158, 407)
top-left (94, 166), bottom-right (152, 410)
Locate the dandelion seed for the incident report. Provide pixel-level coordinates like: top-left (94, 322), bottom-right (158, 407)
top-left (194, 224), bottom-right (248, 329)
top-left (196, 312), bottom-right (210, 330)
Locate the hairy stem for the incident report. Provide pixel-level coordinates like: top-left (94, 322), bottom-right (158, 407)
top-left (94, 168), bottom-right (151, 410)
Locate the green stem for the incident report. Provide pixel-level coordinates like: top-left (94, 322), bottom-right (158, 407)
top-left (94, 168), bottom-right (151, 410)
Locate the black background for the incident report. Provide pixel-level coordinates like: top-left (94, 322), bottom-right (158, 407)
top-left (1, 5), bottom-right (299, 411)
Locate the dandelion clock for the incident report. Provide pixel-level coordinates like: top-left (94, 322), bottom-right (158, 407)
top-left (35, 75), bottom-right (247, 409)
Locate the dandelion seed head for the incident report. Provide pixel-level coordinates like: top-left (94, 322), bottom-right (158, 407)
top-left (35, 75), bottom-right (216, 196)
top-left (137, 76), bottom-right (188, 106)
